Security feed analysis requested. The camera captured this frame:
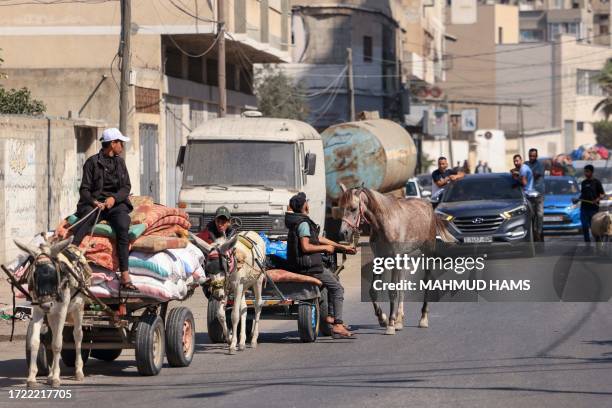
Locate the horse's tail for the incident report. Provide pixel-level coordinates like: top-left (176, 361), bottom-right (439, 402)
top-left (434, 217), bottom-right (457, 243)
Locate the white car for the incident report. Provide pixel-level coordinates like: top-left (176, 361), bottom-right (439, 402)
top-left (405, 177), bottom-right (431, 199)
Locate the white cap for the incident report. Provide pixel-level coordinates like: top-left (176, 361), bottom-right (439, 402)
top-left (100, 128), bottom-right (130, 143)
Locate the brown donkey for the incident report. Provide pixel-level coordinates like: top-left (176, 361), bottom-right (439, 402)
top-left (338, 185), bottom-right (455, 335)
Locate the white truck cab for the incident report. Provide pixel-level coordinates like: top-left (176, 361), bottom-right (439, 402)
top-left (177, 116), bottom-right (326, 237)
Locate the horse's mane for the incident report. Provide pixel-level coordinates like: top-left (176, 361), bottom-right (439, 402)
top-left (339, 187), bottom-right (396, 220)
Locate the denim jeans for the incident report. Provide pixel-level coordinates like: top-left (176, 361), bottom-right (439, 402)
top-left (580, 207), bottom-right (598, 242)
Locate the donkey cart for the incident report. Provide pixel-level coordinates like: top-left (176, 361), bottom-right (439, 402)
top-left (26, 293), bottom-right (197, 377)
top-left (205, 251), bottom-right (346, 344)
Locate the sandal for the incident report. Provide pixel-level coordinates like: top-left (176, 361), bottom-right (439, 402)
top-left (120, 280), bottom-right (139, 292)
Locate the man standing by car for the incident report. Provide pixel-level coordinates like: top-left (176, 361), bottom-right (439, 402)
top-left (526, 148), bottom-right (545, 241)
top-left (431, 156), bottom-right (465, 199)
top-left (577, 165), bottom-right (605, 243)
top-left (285, 192), bottom-right (356, 339)
top-left (512, 154), bottom-right (541, 244)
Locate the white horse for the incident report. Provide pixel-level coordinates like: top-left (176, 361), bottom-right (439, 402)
top-left (195, 231), bottom-right (266, 354)
top-left (14, 237), bottom-right (89, 388)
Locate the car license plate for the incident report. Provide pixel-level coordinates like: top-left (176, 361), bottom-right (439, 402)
top-left (544, 216), bottom-right (563, 222)
top-left (464, 236), bottom-right (493, 243)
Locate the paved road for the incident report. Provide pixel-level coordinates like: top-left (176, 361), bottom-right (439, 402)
top-left (1, 234), bottom-right (611, 408)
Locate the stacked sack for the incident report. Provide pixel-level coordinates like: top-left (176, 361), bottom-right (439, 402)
top-left (571, 144), bottom-right (610, 161)
top-left (56, 196), bottom-right (206, 302)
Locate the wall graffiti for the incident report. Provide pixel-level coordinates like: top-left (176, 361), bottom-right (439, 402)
top-left (4, 139), bottom-right (37, 259)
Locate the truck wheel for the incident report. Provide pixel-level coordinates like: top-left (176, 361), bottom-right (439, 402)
top-left (60, 327), bottom-right (90, 367)
top-left (135, 314), bottom-right (165, 376)
top-left (25, 320), bottom-right (52, 376)
top-left (207, 299), bottom-right (226, 343)
top-left (166, 307), bottom-right (195, 367)
top-left (91, 349), bottom-right (122, 362)
top-left (318, 288), bottom-right (333, 337)
top-left (298, 302), bottom-right (319, 343)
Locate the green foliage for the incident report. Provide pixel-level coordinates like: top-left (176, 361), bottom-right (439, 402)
top-left (254, 65), bottom-right (308, 121)
top-left (593, 120), bottom-right (612, 148)
top-left (594, 60), bottom-right (612, 119)
top-left (0, 87), bottom-right (46, 115)
top-left (0, 49), bottom-right (45, 115)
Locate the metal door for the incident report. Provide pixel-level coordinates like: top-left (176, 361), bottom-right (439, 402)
top-left (139, 123), bottom-right (159, 202)
top-left (166, 96), bottom-right (183, 207)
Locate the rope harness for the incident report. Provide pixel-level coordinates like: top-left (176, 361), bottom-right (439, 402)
top-left (341, 188), bottom-right (369, 231)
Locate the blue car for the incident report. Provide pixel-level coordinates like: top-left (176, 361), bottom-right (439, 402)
top-left (543, 176), bottom-right (581, 234)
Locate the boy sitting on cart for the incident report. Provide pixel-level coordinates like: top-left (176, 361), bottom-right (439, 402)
top-left (285, 192), bottom-right (356, 339)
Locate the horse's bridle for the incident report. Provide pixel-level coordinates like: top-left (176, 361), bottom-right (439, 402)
top-left (342, 188), bottom-right (368, 231)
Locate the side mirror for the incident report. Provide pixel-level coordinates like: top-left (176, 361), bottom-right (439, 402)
top-left (422, 190), bottom-right (432, 198)
top-left (304, 152), bottom-right (317, 176)
top-left (176, 146), bottom-right (186, 170)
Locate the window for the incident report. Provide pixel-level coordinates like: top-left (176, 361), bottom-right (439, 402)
top-left (548, 22), bottom-right (580, 39)
top-left (206, 58), bottom-right (218, 86)
top-left (165, 47), bottom-right (182, 78)
top-left (577, 121), bottom-right (585, 131)
top-left (498, 27), bottom-right (503, 44)
top-left (520, 30), bottom-right (544, 43)
top-left (187, 57), bottom-right (203, 83)
top-left (363, 36), bottom-right (373, 62)
top-left (576, 70), bottom-right (604, 96)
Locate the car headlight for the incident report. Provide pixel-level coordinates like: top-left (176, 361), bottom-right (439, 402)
top-left (567, 203), bottom-right (579, 210)
top-left (188, 215), bottom-right (201, 229)
top-left (271, 216), bottom-right (284, 231)
top-left (435, 210), bottom-right (454, 222)
top-left (501, 205), bottom-right (527, 219)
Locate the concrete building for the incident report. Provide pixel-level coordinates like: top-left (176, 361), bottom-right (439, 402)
top-left (0, 0), bottom-right (291, 208)
top-left (280, 0), bottom-right (404, 130)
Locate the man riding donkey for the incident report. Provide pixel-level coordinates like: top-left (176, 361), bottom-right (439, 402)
top-left (70, 128), bottom-right (137, 292)
top-left (285, 192), bottom-right (357, 339)
top-left (197, 206), bottom-right (236, 244)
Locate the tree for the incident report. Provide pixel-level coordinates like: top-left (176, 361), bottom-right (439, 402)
top-left (254, 65), bottom-right (308, 120)
top-left (0, 87), bottom-right (46, 115)
top-left (0, 50), bottom-right (46, 115)
top-left (593, 60), bottom-right (612, 119)
top-left (593, 120), bottom-right (612, 148)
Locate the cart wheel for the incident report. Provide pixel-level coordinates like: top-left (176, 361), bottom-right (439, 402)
top-left (25, 320), bottom-right (52, 376)
top-left (318, 288), bottom-right (333, 337)
top-left (91, 349), bottom-right (122, 362)
top-left (298, 302), bottom-right (319, 343)
top-left (166, 307), bottom-right (195, 367)
top-left (60, 327), bottom-right (90, 368)
top-left (207, 298), bottom-right (226, 343)
top-left (225, 311), bottom-right (253, 342)
top-left (135, 314), bottom-right (165, 376)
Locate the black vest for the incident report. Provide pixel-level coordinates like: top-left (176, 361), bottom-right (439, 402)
top-left (285, 212), bottom-right (323, 274)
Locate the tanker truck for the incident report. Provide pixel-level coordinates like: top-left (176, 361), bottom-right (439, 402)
top-left (321, 119), bottom-right (417, 239)
top-left (177, 115), bottom-right (417, 238)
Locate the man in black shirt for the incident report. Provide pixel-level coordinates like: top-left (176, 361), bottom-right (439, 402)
top-left (431, 156), bottom-right (464, 198)
top-left (578, 165), bottom-right (605, 242)
top-left (72, 128), bottom-right (135, 290)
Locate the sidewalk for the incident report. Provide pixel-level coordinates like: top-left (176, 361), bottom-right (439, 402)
top-left (0, 277), bottom-right (29, 342)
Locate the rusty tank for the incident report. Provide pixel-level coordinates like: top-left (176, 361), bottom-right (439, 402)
top-left (321, 119), bottom-right (417, 202)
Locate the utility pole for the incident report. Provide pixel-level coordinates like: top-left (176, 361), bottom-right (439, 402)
top-left (445, 95), bottom-right (454, 166)
top-left (217, 0), bottom-right (226, 117)
top-left (347, 48), bottom-right (355, 122)
top-left (518, 98), bottom-right (525, 157)
top-left (119, 0), bottom-right (131, 134)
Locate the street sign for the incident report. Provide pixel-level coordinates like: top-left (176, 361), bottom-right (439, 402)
top-left (461, 109), bottom-right (477, 132)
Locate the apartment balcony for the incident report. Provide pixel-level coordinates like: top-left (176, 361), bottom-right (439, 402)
top-left (403, 51), bottom-right (435, 85)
